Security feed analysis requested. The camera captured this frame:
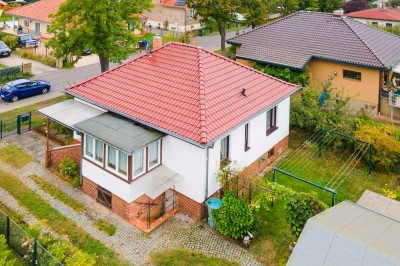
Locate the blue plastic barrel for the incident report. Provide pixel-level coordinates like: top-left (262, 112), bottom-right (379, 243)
top-left (206, 197), bottom-right (222, 228)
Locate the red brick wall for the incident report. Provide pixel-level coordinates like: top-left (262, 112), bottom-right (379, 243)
top-left (49, 144), bottom-right (81, 170)
top-left (81, 176), bottom-right (98, 200)
top-left (176, 192), bottom-right (206, 222)
top-left (112, 194), bottom-right (129, 220)
top-left (241, 135), bottom-right (289, 178)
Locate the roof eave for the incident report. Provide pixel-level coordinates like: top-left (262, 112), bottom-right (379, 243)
top-left (235, 55), bottom-right (306, 71)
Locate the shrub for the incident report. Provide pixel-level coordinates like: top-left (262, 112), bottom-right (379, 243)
top-left (290, 77), bottom-right (357, 134)
top-left (2, 35), bottom-right (18, 51)
top-left (59, 158), bottom-right (80, 187)
top-left (0, 234), bottom-right (16, 266)
top-left (14, 50), bottom-right (57, 67)
top-left (213, 192), bottom-right (253, 239)
top-left (254, 64), bottom-right (309, 86)
top-left (354, 122), bottom-right (400, 173)
top-left (286, 193), bottom-right (327, 237)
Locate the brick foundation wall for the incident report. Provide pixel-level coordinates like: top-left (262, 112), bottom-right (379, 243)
top-left (176, 192), bottom-right (206, 222)
top-left (112, 194), bottom-right (129, 220)
top-left (81, 177), bottom-right (98, 200)
top-left (49, 144), bottom-right (81, 170)
top-left (241, 135), bottom-right (289, 178)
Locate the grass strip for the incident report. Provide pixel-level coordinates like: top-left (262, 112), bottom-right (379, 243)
top-left (150, 249), bottom-right (240, 266)
top-left (0, 146), bottom-right (33, 169)
top-left (0, 169), bottom-right (128, 266)
top-left (94, 219), bottom-right (117, 236)
top-left (30, 175), bottom-right (85, 213)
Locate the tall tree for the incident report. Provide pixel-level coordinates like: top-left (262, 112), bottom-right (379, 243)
top-left (318, 0), bottom-right (344, 12)
top-left (342, 0), bottom-right (368, 14)
top-left (277, 0), bottom-right (300, 15)
top-left (187, 0), bottom-right (240, 55)
top-left (298, 0), bottom-right (319, 11)
top-left (241, 0), bottom-right (277, 29)
top-left (48, 0), bottom-right (152, 72)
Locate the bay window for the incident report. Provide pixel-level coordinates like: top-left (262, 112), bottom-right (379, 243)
top-left (148, 140), bottom-right (159, 169)
top-left (118, 151), bottom-right (128, 175)
top-left (107, 146), bottom-right (116, 170)
top-left (134, 148), bottom-right (145, 177)
top-left (85, 135), bottom-right (94, 157)
top-left (106, 145), bottom-right (128, 178)
top-left (95, 139), bottom-right (104, 163)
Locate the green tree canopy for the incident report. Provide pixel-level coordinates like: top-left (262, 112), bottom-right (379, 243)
top-left (187, 0), bottom-right (240, 55)
top-left (318, 0), bottom-right (344, 12)
top-left (48, 0), bottom-right (152, 72)
top-left (241, 0), bottom-right (277, 29)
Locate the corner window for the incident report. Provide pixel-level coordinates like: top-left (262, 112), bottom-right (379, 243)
top-left (343, 70), bottom-right (361, 81)
top-left (134, 148), bottom-right (145, 177)
top-left (148, 140), bottom-right (160, 169)
top-left (266, 106), bottom-right (277, 135)
top-left (106, 145), bottom-right (128, 178)
top-left (244, 123), bottom-right (250, 151)
top-left (107, 146), bottom-right (116, 170)
top-left (85, 135), bottom-right (94, 157)
top-left (95, 139), bottom-right (104, 163)
top-left (118, 151), bottom-right (128, 175)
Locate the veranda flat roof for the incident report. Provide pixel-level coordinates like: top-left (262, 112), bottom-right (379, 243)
top-left (37, 99), bottom-right (105, 129)
top-left (74, 113), bottom-right (164, 154)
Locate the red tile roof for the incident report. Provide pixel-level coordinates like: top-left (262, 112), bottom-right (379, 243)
top-left (347, 7), bottom-right (400, 22)
top-left (66, 43), bottom-right (299, 145)
top-left (7, 0), bottom-right (65, 23)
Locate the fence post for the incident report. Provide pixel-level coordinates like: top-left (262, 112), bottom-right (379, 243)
top-left (17, 115), bottom-right (21, 135)
top-left (331, 193), bottom-right (336, 207)
top-left (33, 239), bottom-right (37, 265)
top-left (369, 144), bottom-right (373, 176)
top-left (6, 215), bottom-right (10, 244)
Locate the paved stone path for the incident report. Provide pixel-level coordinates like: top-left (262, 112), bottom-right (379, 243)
top-left (0, 134), bottom-right (263, 266)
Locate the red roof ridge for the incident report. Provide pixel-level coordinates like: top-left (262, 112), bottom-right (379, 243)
top-left (197, 47), bottom-right (208, 144)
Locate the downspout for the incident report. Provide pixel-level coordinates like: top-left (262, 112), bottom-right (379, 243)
top-left (205, 146), bottom-right (209, 200)
top-left (378, 70), bottom-right (383, 115)
top-left (79, 132), bottom-right (83, 186)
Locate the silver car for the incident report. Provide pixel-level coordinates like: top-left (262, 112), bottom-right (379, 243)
top-left (0, 41), bottom-right (11, 57)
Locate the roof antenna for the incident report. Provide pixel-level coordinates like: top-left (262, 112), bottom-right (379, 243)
top-left (242, 88), bottom-right (247, 96)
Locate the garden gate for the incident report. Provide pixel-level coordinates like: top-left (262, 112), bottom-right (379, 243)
top-left (0, 112), bottom-right (32, 139)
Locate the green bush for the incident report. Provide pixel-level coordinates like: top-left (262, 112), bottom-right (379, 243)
top-left (254, 64), bottom-right (309, 86)
top-left (213, 192), bottom-right (253, 239)
top-left (59, 158), bottom-right (80, 187)
top-left (354, 122), bottom-right (400, 173)
top-left (2, 36), bottom-right (18, 51)
top-left (15, 50), bottom-right (57, 67)
top-left (0, 234), bottom-right (16, 266)
top-left (290, 77), bottom-right (357, 134)
top-left (286, 193), bottom-right (327, 237)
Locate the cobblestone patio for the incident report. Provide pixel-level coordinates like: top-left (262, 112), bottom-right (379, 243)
top-left (0, 133), bottom-right (263, 266)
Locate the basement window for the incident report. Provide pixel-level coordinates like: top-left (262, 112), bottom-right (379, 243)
top-left (343, 70), bottom-right (361, 81)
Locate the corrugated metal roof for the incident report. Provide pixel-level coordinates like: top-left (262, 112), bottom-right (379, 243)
top-left (66, 42), bottom-right (299, 145)
top-left (74, 113), bottom-right (164, 154)
top-left (288, 201), bottom-right (400, 266)
top-left (37, 99), bottom-right (105, 129)
top-left (357, 190), bottom-right (400, 221)
top-left (228, 11), bottom-right (400, 70)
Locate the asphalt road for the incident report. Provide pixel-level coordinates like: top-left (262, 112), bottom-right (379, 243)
top-left (0, 28), bottom-right (253, 113)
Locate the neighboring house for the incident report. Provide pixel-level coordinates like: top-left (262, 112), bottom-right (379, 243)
top-left (347, 6), bottom-right (400, 27)
top-left (143, 0), bottom-right (201, 32)
top-left (357, 189), bottom-right (400, 220)
top-left (38, 42), bottom-right (299, 231)
top-left (227, 11), bottom-right (400, 119)
top-left (288, 200), bottom-right (400, 265)
top-left (6, 0), bottom-right (65, 40)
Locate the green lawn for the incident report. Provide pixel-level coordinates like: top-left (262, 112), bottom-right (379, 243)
top-left (248, 127), bottom-right (397, 265)
top-left (94, 219), bottom-right (117, 236)
top-left (150, 249), bottom-right (240, 266)
top-left (0, 146), bottom-right (34, 169)
top-left (0, 167), bottom-right (128, 266)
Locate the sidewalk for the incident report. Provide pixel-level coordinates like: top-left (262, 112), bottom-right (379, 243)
top-left (0, 53), bottom-right (57, 75)
top-left (1, 132), bottom-right (263, 266)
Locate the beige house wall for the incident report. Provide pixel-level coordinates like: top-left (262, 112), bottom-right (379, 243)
top-left (17, 17), bottom-right (53, 40)
top-left (308, 60), bottom-right (380, 114)
top-left (143, 5), bottom-right (201, 32)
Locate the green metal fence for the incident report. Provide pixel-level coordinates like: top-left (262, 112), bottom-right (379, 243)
top-left (0, 209), bottom-right (62, 265)
top-left (0, 112), bottom-right (32, 139)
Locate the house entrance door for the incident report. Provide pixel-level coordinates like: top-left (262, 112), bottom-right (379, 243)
top-left (34, 22), bottom-right (40, 35)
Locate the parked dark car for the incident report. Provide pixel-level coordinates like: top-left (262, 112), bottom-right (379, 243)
top-left (17, 34), bottom-right (39, 48)
top-left (82, 49), bottom-right (92, 56)
top-left (1, 79), bottom-right (51, 102)
top-left (0, 41), bottom-right (11, 57)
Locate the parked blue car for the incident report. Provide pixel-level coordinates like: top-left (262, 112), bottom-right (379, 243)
top-left (1, 79), bottom-right (51, 102)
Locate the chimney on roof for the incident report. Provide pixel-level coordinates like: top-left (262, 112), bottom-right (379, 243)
top-left (381, 2), bottom-right (386, 9)
top-left (153, 35), bottom-right (162, 50)
top-left (333, 9), bottom-right (344, 17)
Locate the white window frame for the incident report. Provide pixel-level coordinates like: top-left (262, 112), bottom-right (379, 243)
top-left (189, 9), bottom-right (195, 19)
top-left (24, 19), bottom-right (29, 27)
top-left (147, 140), bottom-right (161, 171)
top-left (133, 147), bottom-right (146, 178)
top-left (105, 145), bottom-right (129, 180)
top-left (84, 134), bottom-right (104, 166)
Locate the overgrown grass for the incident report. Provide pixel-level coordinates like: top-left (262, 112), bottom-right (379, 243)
top-left (150, 249), bottom-right (240, 266)
top-left (30, 175), bottom-right (85, 213)
top-left (0, 145), bottom-right (33, 169)
top-left (94, 219), bottom-right (117, 236)
top-left (0, 168), bottom-right (128, 266)
top-left (248, 127), bottom-right (397, 265)
top-left (14, 49), bottom-right (57, 68)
